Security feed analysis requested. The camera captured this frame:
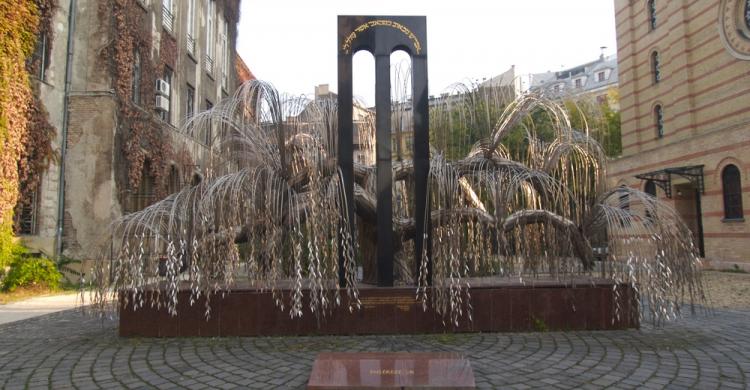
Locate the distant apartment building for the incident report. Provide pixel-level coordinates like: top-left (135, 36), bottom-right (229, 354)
top-left (19, 0), bottom-right (250, 261)
top-left (528, 53), bottom-right (619, 108)
top-left (305, 84), bottom-right (376, 164)
top-left (608, 0), bottom-right (750, 269)
top-left (428, 65), bottom-right (523, 108)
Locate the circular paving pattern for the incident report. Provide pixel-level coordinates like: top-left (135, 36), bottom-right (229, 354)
top-left (0, 308), bottom-right (748, 389)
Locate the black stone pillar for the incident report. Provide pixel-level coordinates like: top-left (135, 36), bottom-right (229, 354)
top-left (374, 54), bottom-right (394, 286)
top-left (337, 48), bottom-right (354, 288)
top-left (411, 52), bottom-right (431, 285)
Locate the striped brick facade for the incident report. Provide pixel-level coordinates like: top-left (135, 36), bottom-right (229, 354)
top-left (609, 0), bottom-right (750, 269)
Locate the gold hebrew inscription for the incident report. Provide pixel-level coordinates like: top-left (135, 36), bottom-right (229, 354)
top-left (360, 295), bottom-right (417, 311)
top-left (342, 19), bottom-right (422, 54)
top-left (369, 369), bottom-right (416, 376)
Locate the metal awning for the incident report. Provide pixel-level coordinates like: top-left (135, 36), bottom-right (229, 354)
top-left (635, 165), bottom-right (704, 198)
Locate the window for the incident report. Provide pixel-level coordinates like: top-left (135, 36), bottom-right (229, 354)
top-left (30, 34), bottom-right (47, 80)
top-left (162, 0), bottom-right (174, 32)
top-left (129, 161), bottom-right (156, 213)
top-left (644, 181), bottom-right (656, 196)
top-left (619, 186), bottom-right (630, 212)
top-left (186, 84), bottom-right (195, 119)
top-left (220, 17), bottom-right (229, 89)
top-left (132, 50), bottom-right (141, 105)
top-left (648, 0), bottom-right (657, 30)
top-left (745, 0), bottom-right (750, 30)
top-left (651, 51), bottom-right (661, 84)
top-left (205, 0), bottom-right (215, 73)
top-left (168, 165), bottom-right (181, 194)
top-left (654, 104), bottom-right (664, 138)
top-left (722, 164), bottom-right (744, 220)
top-left (574, 78), bottom-right (582, 88)
top-left (186, 0), bottom-right (196, 55)
top-left (204, 100), bottom-right (213, 145)
top-left (161, 67), bottom-right (173, 123)
top-left (17, 185), bottom-right (38, 235)
top-left (644, 180), bottom-right (656, 222)
top-left (597, 71), bottom-right (605, 82)
top-left (405, 136), bottom-right (414, 153)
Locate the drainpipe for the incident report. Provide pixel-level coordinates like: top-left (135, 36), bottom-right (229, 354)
top-left (55, 0), bottom-right (76, 259)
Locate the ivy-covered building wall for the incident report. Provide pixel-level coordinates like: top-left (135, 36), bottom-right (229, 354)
top-left (20, 0), bottom-right (67, 255)
top-left (0, 1), bottom-right (38, 263)
top-left (21, 0), bottom-right (246, 262)
top-left (0, 0), bottom-right (58, 265)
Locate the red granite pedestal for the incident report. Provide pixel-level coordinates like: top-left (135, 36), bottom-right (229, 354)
top-left (118, 278), bottom-right (638, 337)
top-left (307, 352), bottom-right (476, 389)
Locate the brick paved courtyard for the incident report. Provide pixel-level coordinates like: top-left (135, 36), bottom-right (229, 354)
top-left (0, 307), bottom-right (748, 389)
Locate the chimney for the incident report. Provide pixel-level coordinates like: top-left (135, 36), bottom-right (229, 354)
top-left (315, 84), bottom-right (329, 98)
top-left (599, 46), bottom-right (607, 60)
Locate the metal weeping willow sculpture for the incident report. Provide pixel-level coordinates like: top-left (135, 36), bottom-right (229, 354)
top-left (90, 16), bottom-right (705, 328)
top-left (88, 75), bottom-right (705, 327)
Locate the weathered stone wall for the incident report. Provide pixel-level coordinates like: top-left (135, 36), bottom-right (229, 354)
top-left (63, 94), bottom-right (119, 259)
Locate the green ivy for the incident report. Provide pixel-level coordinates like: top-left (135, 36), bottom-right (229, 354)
top-left (0, 0), bottom-right (39, 230)
top-left (0, 219), bottom-right (23, 269)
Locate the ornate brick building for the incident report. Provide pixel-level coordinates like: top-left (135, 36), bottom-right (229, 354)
top-left (20, 0), bottom-right (251, 262)
top-left (609, 0), bottom-right (750, 269)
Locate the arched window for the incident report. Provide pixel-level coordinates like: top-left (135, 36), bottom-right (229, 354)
top-left (745, 0), bottom-right (750, 30)
top-left (132, 50), bottom-right (141, 105)
top-left (722, 164), bottom-right (744, 220)
top-left (654, 105), bottom-right (664, 138)
top-left (651, 51), bottom-right (661, 84)
top-left (648, 0), bottom-right (657, 30)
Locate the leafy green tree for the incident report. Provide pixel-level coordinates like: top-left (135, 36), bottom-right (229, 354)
top-left (563, 88), bottom-right (622, 157)
top-left (430, 86), bottom-right (622, 159)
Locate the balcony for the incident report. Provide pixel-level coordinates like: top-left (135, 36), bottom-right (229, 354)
top-left (186, 34), bottom-right (195, 56)
top-left (162, 6), bottom-right (173, 33)
top-left (205, 55), bottom-right (214, 75)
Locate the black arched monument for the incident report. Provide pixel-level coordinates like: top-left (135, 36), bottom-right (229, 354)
top-left (337, 16), bottom-right (431, 287)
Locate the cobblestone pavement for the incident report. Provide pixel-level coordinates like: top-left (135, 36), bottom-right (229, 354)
top-left (0, 308), bottom-right (748, 389)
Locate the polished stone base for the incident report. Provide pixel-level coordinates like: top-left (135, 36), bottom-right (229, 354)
top-left (118, 278), bottom-right (638, 337)
top-left (307, 352), bottom-right (475, 389)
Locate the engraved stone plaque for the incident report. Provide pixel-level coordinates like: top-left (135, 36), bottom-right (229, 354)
top-left (307, 352), bottom-right (476, 389)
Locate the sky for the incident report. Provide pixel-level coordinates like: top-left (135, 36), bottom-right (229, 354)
top-left (236, 0), bottom-right (618, 106)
